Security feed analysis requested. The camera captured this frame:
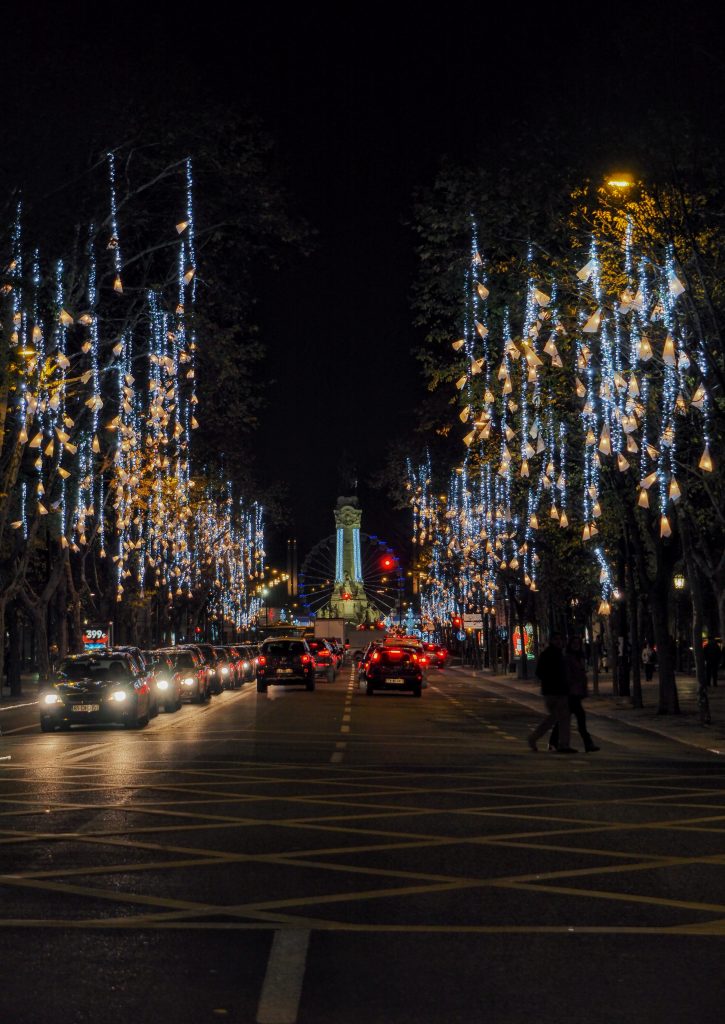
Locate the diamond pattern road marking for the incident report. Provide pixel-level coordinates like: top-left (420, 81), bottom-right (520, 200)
top-left (3, 753), bottom-right (725, 934)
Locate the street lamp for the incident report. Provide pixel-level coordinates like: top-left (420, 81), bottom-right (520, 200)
top-left (606, 171), bottom-right (634, 190)
top-left (673, 573), bottom-right (686, 671)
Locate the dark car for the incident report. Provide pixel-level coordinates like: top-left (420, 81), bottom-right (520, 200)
top-left (423, 642), bottom-right (450, 668)
top-left (232, 645), bottom-right (257, 684)
top-left (164, 647), bottom-right (210, 703)
top-left (305, 638), bottom-right (337, 682)
top-left (256, 638), bottom-right (316, 693)
top-left (363, 643), bottom-right (423, 697)
top-left (214, 646), bottom-right (236, 690)
top-left (187, 643), bottom-right (223, 694)
top-left (141, 650), bottom-right (182, 712)
top-left (39, 651), bottom-right (153, 731)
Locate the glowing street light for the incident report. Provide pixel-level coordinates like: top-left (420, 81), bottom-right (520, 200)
top-left (606, 171), bottom-right (634, 190)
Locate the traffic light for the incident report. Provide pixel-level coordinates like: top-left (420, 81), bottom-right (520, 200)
top-left (380, 554), bottom-right (395, 571)
top-left (452, 615), bottom-right (462, 628)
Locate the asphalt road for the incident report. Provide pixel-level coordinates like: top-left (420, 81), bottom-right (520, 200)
top-left (1, 665), bottom-right (724, 1023)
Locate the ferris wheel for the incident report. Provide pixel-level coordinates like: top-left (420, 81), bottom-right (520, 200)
top-left (298, 533), bottom-right (403, 618)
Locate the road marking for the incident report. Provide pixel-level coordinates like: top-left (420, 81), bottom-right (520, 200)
top-left (256, 928), bottom-right (310, 1024)
top-left (0, 701), bottom-right (38, 713)
top-left (62, 742), bottom-right (112, 764)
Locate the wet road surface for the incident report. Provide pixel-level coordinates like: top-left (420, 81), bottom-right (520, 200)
top-left (2, 665), bottom-right (724, 1022)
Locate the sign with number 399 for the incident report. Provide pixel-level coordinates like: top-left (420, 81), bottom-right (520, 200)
top-left (82, 624), bottom-right (113, 650)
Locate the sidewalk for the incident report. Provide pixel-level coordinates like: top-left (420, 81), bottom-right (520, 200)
top-left (1, 672), bottom-right (41, 702)
top-left (450, 665), bottom-right (725, 756)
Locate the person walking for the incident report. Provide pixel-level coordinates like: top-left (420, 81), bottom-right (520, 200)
top-left (641, 641), bottom-right (656, 682)
top-left (527, 632), bottom-right (575, 753)
top-left (703, 637), bottom-right (722, 688)
top-left (549, 636), bottom-right (600, 753)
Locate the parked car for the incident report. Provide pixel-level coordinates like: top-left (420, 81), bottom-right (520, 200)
top-left (39, 651), bottom-right (153, 731)
top-left (363, 643), bottom-right (423, 697)
top-left (256, 638), bottom-right (316, 693)
top-left (141, 650), bottom-right (182, 712)
top-left (305, 638), bottom-right (337, 682)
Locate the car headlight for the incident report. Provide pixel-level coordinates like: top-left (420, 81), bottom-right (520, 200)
top-left (183, 677), bottom-right (195, 686)
top-left (157, 679), bottom-right (169, 690)
top-left (44, 692), bottom-right (61, 705)
top-left (221, 667), bottom-right (229, 675)
top-left (111, 690), bottom-right (127, 703)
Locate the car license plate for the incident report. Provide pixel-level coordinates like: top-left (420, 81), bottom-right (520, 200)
top-left (72, 704), bottom-right (100, 712)
top-left (276, 668), bottom-right (293, 675)
top-left (386, 678), bottom-right (404, 684)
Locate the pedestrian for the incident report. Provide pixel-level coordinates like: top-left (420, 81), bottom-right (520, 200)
top-left (549, 636), bottom-right (600, 753)
top-left (641, 641), bottom-right (656, 682)
top-left (703, 637), bottom-right (722, 688)
top-left (527, 632), bottom-right (575, 753)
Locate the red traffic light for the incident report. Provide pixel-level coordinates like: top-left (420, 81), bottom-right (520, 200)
top-left (381, 555), bottom-right (395, 570)
top-left (452, 615), bottom-right (462, 628)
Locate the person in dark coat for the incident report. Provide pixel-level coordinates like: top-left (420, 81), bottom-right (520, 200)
top-left (528, 632), bottom-right (575, 753)
top-left (549, 636), bottom-right (600, 752)
top-left (703, 638), bottom-right (721, 688)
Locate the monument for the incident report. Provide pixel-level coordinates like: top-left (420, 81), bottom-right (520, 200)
top-left (317, 497), bottom-right (379, 624)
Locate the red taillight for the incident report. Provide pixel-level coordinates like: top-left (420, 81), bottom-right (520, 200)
top-left (419, 656), bottom-right (430, 666)
top-left (411, 653), bottom-right (418, 663)
top-left (318, 649), bottom-right (330, 659)
top-left (436, 650), bottom-right (447, 659)
top-left (257, 655), bottom-right (267, 667)
top-left (387, 648), bottom-right (402, 655)
top-left (371, 651), bottom-right (380, 662)
top-left (301, 654), bottom-right (311, 664)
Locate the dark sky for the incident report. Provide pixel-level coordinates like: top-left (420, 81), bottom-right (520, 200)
top-left (6, 5), bottom-right (725, 565)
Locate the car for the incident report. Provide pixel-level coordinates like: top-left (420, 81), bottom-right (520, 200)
top-left (256, 638), bottom-right (316, 693)
top-left (305, 638), bottom-right (337, 682)
top-left (233, 645), bottom-right (257, 683)
top-left (163, 647), bottom-right (210, 703)
top-left (39, 651), bottom-right (153, 730)
top-left (141, 650), bottom-right (182, 712)
top-left (423, 642), bottom-right (450, 668)
top-left (115, 645), bottom-right (160, 717)
top-left (385, 636), bottom-right (431, 670)
top-left (357, 642), bottom-right (382, 682)
top-left (363, 643), bottom-right (423, 697)
top-left (214, 647), bottom-right (236, 689)
top-left (186, 643), bottom-right (223, 694)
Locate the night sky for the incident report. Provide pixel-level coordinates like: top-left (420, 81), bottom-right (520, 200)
top-left (5, 5), bottom-right (725, 566)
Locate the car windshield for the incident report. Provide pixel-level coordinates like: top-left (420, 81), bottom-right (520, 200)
top-left (263, 641), bottom-right (305, 656)
top-left (59, 659), bottom-right (131, 681)
top-left (172, 652), bottom-right (196, 669)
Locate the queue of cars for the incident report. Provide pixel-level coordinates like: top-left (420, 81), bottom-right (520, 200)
top-left (38, 633), bottom-right (449, 729)
top-left (38, 641), bottom-right (261, 732)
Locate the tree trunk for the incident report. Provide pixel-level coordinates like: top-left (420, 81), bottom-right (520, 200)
top-left (651, 589), bottom-right (680, 714)
top-left (66, 560), bottom-right (83, 653)
top-left (628, 562), bottom-right (643, 708)
top-left (7, 602), bottom-right (23, 697)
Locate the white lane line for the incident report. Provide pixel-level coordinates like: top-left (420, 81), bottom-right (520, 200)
top-left (61, 742), bottom-right (111, 764)
top-left (0, 701), bottom-right (38, 713)
top-left (330, 752), bottom-right (344, 764)
top-left (340, 724), bottom-right (350, 733)
top-left (256, 929), bottom-right (310, 1024)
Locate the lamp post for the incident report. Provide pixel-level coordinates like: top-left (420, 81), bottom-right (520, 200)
top-left (673, 573), bottom-right (686, 672)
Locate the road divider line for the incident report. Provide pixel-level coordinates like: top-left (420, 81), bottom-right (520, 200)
top-left (256, 928), bottom-right (310, 1024)
top-left (0, 701), bottom-right (38, 713)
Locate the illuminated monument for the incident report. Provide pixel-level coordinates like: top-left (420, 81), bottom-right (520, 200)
top-left (317, 497), bottom-right (378, 624)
